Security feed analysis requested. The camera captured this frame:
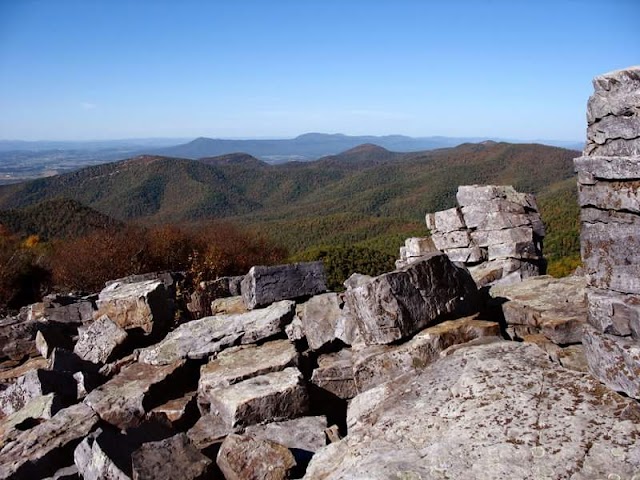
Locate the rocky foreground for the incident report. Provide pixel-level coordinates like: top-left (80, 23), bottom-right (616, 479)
top-left (1, 66), bottom-right (640, 479)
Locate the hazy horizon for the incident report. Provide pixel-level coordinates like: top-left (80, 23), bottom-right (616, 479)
top-left (1, 0), bottom-right (638, 141)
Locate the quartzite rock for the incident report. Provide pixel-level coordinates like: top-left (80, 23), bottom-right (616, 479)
top-left (137, 300), bottom-right (294, 365)
top-left (95, 280), bottom-right (172, 335)
top-left (296, 293), bottom-right (356, 351)
top-left (84, 360), bottom-right (186, 431)
top-left (434, 207), bottom-right (466, 232)
top-left (74, 430), bottom-right (130, 480)
top-left (217, 434), bottom-right (296, 480)
top-left (0, 403), bottom-right (99, 480)
top-left (0, 315), bottom-right (37, 361)
top-left (0, 369), bottom-right (76, 418)
top-left (148, 392), bottom-right (197, 430)
top-left (469, 258), bottom-right (540, 288)
top-left (211, 296), bottom-right (247, 315)
top-left (0, 393), bottom-right (64, 444)
top-left (303, 341), bottom-right (640, 479)
top-left (244, 416), bottom-right (328, 453)
top-left (0, 357), bottom-right (48, 382)
top-left (352, 317), bottom-right (500, 392)
top-left (198, 340), bottom-right (298, 413)
top-left (490, 275), bottom-right (588, 345)
top-left (311, 349), bottom-right (358, 400)
top-left (35, 329), bottom-right (72, 359)
top-left (206, 367), bottom-right (308, 428)
top-left (74, 315), bottom-right (128, 364)
top-left (345, 253), bottom-right (478, 345)
top-left (187, 413), bottom-right (237, 450)
top-left (583, 325), bottom-right (640, 399)
top-left (586, 286), bottom-right (639, 336)
top-left (28, 294), bottom-right (95, 325)
top-left (131, 434), bottom-right (211, 480)
top-left (241, 262), bottom-right (327, 309)
top-left (42, 465), bottom-right (79, 480)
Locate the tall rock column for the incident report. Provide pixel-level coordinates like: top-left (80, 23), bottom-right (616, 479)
top-left (575, 66), bottom-right (640, 399)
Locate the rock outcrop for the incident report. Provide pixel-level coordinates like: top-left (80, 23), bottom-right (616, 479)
top-left (404, 185), bottom-right (545, 287)
top-left (576, 66), bottom-right (640, 399)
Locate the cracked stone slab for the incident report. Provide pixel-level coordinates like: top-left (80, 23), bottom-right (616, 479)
top-left (241, 262), bottom-right (327, 310)
top-left (303, 341), bottom-right (640, 479)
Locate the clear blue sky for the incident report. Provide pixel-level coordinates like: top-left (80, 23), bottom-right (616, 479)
top-left (0, 0), bottom-right (638, 141)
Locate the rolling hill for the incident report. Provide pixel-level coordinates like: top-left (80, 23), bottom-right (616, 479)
top-left (0, 142), bottom-right (581, 270)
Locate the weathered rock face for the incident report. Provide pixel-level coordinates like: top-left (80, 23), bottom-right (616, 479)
top-left (304, 341), bottom-right (640, 479)
top-left (137, 300), bottom-right (295, 365)
top-left (0, 369), bottom-right (76, 417)
top-left (311, 349), bottom-right (358, 400)
top-left (28, 294), bottom-right (96, 325)
top-left (0, 314), bottom-right (38, 361)
top-left (490, 274), bottom-right (588, 345)
top-left (206, 367), bottom-right (308, 428)
top-left (83, 360), bottom-right (186, 431)
top-left (74, 315), bottom-right (128, 364)
top-left (131, 433), bottom-right (212, 480)
top-left (217, 433), bottom-right (297, 480)
top-left (0, 403), bottom-right (99, 479)
top-left (243, 416), bottom-right (328, 454)
top-left (296, 293), bottom-right (357, 351)
top-left (0, 393), bottom-right (64, 444)
top-left (95, 280), bottom-right (173, 336)
top-left (576, 66), bottom-right (640, 400)
top-left (241, 262), bottom-right (327, 309)
top-left (345, 253), bottom-right (479, 345)
top-left (416, 185), bottom-right (545, 287)
top-left (74, 429), bottom-right (130, 480)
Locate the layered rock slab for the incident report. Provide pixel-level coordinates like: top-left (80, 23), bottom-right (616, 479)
top-left (345, 253), bottom-right (479, 345)
top-left (217, 433), bottom-right (296, 480)
top-left (304, 341), bottom-right (640, 479)
top-left (137, 300), bottom-right (294, 365)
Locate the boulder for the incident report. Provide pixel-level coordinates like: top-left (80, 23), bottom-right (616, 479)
top-left (345, 253), bottom-right (479, 345)
top-left (84, 360), bottom-right (186, 431)
top-left (74, 315), bottom-right (128, 364)
top-left (304, 341), bottom-right (640, 479)
top-left (198, 340), bottom-right (298, 413)
top-left (490, 275), bottom-right (588, 345)
top-left (206, 367), bottom-right (308, 428)
top-left (35, 329), bottom-right (73, 359)
top-left (583, 325), bottom-right (640, 399)
top-left (241, 262), bottom-right (327, 309)
top-left (310, 349), bottom-right (358, 400)
top-left (244, 416), bottom-right (328, 453)
top-left (434, 207), bottom-right (466, 232)
top-left (73, 430), bottom-right (130, 480)
top-left (28, 294), bottom-right (95, 325)
top-left (0, 315), bottom-right (38, 361)
top-left (95, 279), bottom-right (173, 335)
top-left (48, 348), bottom-right (99, 375)
top-left (147, 391), bottom-right (198, 430)
top-left (0, 369), bottom-right (76, 417)
top-left (137, 300), bottom-right (295, 365)
top-left (586, 286), bottom-right (639, 336)
top-left (0, 357), bottom-right (48, 382)
top-left (217, 433), bottom-right (296, 480)
top-left (296, 293), bottom-right (356, 351)
top-left (0, 403), bottom-right (99, 480)
top-left (131, 433), bottom-right (212, 480)
top-left (0, 393), bottom-right (65, 444)
top-left (469, 258), bottom-right (539, 288)
top-left (187, 413), bottom-right (237, 450)
top-left (352, 317), bottom-right (500, 392)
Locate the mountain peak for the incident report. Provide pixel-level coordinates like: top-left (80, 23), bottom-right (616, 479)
top-left (342, 143), bottom-right (390, 155)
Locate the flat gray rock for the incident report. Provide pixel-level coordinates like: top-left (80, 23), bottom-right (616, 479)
top-left (297, 293), bottom-right (356, 351)
top-left (311, 349), bottom-right (358, 400)
top-left (244, 416), bottom-right (327, 453)
top-left (0, 403), bottom-right (99, 480)
top-left (207, 367), bottom-right (308, 428)
top-left (74, 315), bottom-right (128, 364)
top-left (241, 262), bottom-right (327, 309)
top-left (345, 253), bottom-right (479, 345)
top-left (304, 341), bottom-right (640, 479)
top-left (0, 393), bottom-right (65, 444)
top-left (74, 429), bottom-right (130, 480)
top-left (137, 300), bottom-right (294, 365)
top-left (0, 369), bottom-right (76, 417)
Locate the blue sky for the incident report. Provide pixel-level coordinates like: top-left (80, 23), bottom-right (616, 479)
top-left (0, 0), bottom-right (638, 141)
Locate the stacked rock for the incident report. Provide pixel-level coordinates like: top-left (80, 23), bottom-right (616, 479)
top-left (398, 185), bottom-right (545, 287)
top-left (575, 66), bottom-right (640, 400)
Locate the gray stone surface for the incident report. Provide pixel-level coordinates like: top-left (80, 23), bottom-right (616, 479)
top-left (131, 434), bottom-right (211, 480)
top-left (217, 433), bottom-right (296, 480)
top-left (241, 262), bottom-right (327, 309)
top-left (303, 341), bottom-right (640, 479)
top-left (0, 403), bottom-right (99, 480)
top-left (74, 315), bottom-right (128, 364)
top-left (586, 286), bottom-right (639, 336)
top-left (211, 295), bottom-right (247, 315)
top-left (469, 258), bottom-right (540, 288)
top-left (310, 349), bottom-right (358, 400)
top-left (345, 253), bottom-right (479, 345)
top-left (95, 279), bottom-right (172, 335)
top-left (206, 367), bottom-right (308, 428)
top-left (490, 275), bottom-right (588, 345)
top-left (297, 293), bottom-right (356, 351)
top-left (147, 391), bottom-right (197, 429)
top-left (28, 294), bottom-right (95, 325)
top-left (0, 393), bottom-right (64, 444)
top-left (434, 207), bottom-right (465, 232)
top-left (84, 360), bottom-right (186, 431)
top-left (137, 300), bottom-right (294, 365)
top-left (0, 369), bottom-right (76, 417)
top-left (244, 416), bottom-right (327, 453)
top-left (583, 325), bottom-right (640, 399)
top-left (0, 315), bottom-right (38, 361)
top-left (352, 318), bottom-right (500, 392)
top-left (575, 155), bottom-right (640, 180)
top-left (187, 413), bottom-right (237, 450)
top-left (198, 340), bottom-right (298, 413)
top-left (74, 430), bottom-right (130, 480)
